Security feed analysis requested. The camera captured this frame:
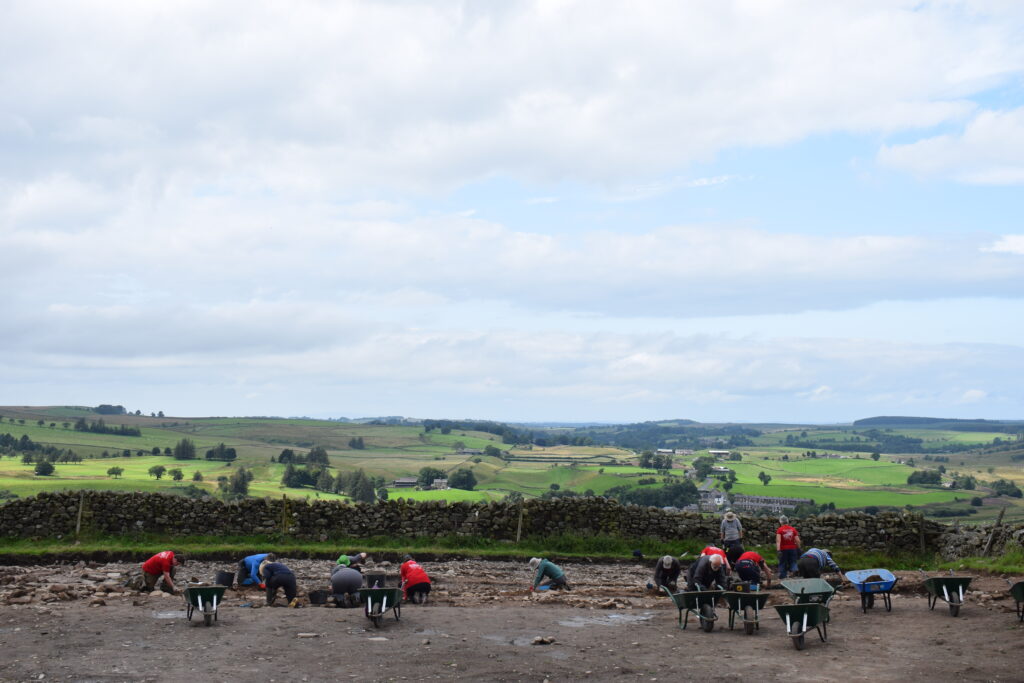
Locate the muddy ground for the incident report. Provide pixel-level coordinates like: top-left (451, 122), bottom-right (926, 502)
top-left (0, 558), bottom-right (1020, 681)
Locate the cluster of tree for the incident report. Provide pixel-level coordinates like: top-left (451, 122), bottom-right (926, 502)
top-left (422, 419), bottom-right (528, 445)
top-left (853, 416), bottom-right (1024, 434)
top-left (20, 450), bottom-right (82, 464)
top-left (93, 404), bottom-right (126, 415)
top-left (907, 470), bottom-right (943, 485)
top-left (217, 467), bottom-right (253, 499)
top-left (603, 480), bottom-right (699, 508)
top-left (204, 443), bottom-right (238, 461)
top-left (414, 466), bottom-right (476, 490)
top-left (757, 471), bottom-right (772, 486)
top-left (281, 464), bottom-right (382, 502)
top-left (147, 465), bottom-right (186, 481)
top-left (922, 455), bottom-right (950, 462)
top-left (73, 418), bottom-right (141, 437)
top-left (348, 437), bottom-right (365, 450)
top-left (990, 479), bottom-right (1023, 498)
top-left (570, 420), bottom-right (761, 451)
top-left (637, 450), bottom-right (673, 470)
top-left (172, 439), bottom-right (197, 460)
top-left (275, 447), bottom-right (330, 465)
top-left (948, 474), bottom-right (976, 490)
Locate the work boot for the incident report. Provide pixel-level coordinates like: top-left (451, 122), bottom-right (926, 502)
top-left (267, 593), bottom-right (276, 607)
top-left (288, 598), bottom-right (300, 608)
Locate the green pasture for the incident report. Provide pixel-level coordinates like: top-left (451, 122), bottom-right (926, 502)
top-left (728, 482), bottom-right (962, 508)
top-left (385, 488), bottom-right (500, 503)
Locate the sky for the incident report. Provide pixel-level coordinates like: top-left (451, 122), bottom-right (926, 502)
top-left (2, 1), bottom-right (1024, 425)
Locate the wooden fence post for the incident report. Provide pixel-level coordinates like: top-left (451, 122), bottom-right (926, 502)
top-left (982, 507), bottom-right (1007, 557)
top-left (515, 502), bottom-right (524, 543)
top-left (74, 491), bottom-right (85, 538)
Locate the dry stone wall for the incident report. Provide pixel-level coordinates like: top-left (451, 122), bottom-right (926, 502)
top-left (0, 491), bottom-right (956, 552)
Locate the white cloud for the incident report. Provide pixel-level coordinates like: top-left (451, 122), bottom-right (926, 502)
top-left (879, 107), bottom-right (1024, 184)
top-left (983, 235), bottom-right (1024, 255)
top-left (959, 389), bottom-right (987, 403)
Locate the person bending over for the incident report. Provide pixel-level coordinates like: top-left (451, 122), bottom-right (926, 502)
top-left (653, 555), bottom-right (681, 592)
top-left (528, 557), bottom-right (571, 591)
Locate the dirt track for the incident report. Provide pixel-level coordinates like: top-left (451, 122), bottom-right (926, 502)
top-left (0, 559), bottom-right (1020, 681)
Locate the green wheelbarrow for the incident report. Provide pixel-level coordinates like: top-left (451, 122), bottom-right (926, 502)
top-left (359, 587), bottom-right (402, 629)
top-left (781, 578), bottom-right (836, 607)
top-left (661, 586), bottom-right (724, 632)
top-left (921, 574), bottom-right (972, 617)
top-left (723, 590), bottom-right (770, 635)
top-left (183, 584), bottom-right (228, 626)
top-left (775, 602), bottom-right (829, 650)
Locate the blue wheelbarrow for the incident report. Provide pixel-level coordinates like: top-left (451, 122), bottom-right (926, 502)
top-left (845, 569), bottom-right (898, 613)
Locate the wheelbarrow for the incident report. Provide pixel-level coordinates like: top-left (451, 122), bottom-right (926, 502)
top-left (183, 583), bottom-right (228, 626)
top-left (359, 587), bottom-right (402, 629)
top-left (921, 572), bottom-right (972, 617)
top-left (781, 578), bottom-right (836, 608)
top-left (1007, 579), bottom-right (1024, 622)
top-left (661, 585), bottom-right (724, 632)
top-left (775, 602), bottom-right (829, 650)
top-left (722, 590), bottom-right (770, 635)
top-left (845, 569), bottom-right (898, 613)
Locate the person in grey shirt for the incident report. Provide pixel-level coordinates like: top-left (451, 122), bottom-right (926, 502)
top-left (720, 510), bottom-right (744, 565)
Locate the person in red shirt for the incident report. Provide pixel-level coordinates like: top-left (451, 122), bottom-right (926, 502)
top-left (141, 550), bottom-right (184, 593)
top-left (776, 515), bottom-right (802, 579)
top-left (700, 545), bottom-right (731, 571)
top-left (734, 550), bottom-right (772, 588)
top-left (399, 555), bottom-right (431, 604)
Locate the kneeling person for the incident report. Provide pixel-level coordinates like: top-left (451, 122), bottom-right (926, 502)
top-left (330, 564), bottom-right (364, 608)
top-left (529, 557), bottom-right (571, 591)
top-left (262, 560), bottom-right (299, 608)
top-left (797, 548), bottom-right (841, 579)
top-left (400, 555), bottom-right (432, 603)
top-left (734, 550), bottom-right (772, 589)
top-left (653, 555), bottom-right (681, 592)
top-left (686, 553), bottom-right (726, 591)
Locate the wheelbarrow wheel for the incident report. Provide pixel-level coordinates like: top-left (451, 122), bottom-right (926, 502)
top-left (743, 606), bottom-right (755, 635)
top-left (700, 604), bottom-right (715, 632)
top-left (948, 597), bottom-right (961, 617)
top-left (203, 612), bottom-right (213, 627)
top-left (790, 621), bottom-right (805, 650)
top-left (372, 614), bottom-right (383, 628)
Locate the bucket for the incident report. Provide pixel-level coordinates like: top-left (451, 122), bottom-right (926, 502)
top-left (308, 589), bottom-right (329, 605)
top-left (363, 569), bottom-right (388, 588)
top-left (215, 570), bottom-right (235, 587)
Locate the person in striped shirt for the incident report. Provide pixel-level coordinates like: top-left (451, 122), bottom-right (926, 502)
top-left (796, 548), bottom-right (841, 579)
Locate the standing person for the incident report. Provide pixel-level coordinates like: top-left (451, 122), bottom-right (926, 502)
top-left (734, 550), bottom-right (772, 589)
top-left (720, 510), bottom-right (744, 565)
top-left (528, 557), bottom-right (572, 591)
top-left (330, 564), bottom-right (364, 608)
top-left (141, 550), bottom-right (184, 593)
top-left (776, 516), bottom-right (802, 579)
top-left (653, 555), bottom-right (681, 592)
top-left (262, 559), bottom-right (300, 607)
top-left (686, 553), bottom-right (726, 591)
top-left (797, 548), bottom-right (841, 579)
top-left (399, 554), bottom-right (432, 603)
top-left (236, 552), bottom-right (270, 587)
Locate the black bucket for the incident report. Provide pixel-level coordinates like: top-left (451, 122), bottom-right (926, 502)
top-left (215, 570), bottom-right (235, 587)
top-left (308, 589), bottom-right (329, 605)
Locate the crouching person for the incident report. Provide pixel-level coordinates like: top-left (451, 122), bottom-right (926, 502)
top-left (653, 555), bottom-right (681, 592)
top-left (733, 550), bottom-right (772, 590)
top-left (141, 550), bottom-right (184, 594)
top-left (686, 553), bottom-right (726, 591)
top-left (262, 560), bottom-right (300, 608)
top-left (529, 557), bottom-right (572, 592)
top-left (330, 564), bottom-right (363, 608)
top-left (400, 555), bottom-right (432, 604)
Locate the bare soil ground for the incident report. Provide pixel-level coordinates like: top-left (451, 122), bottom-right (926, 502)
top-left (0, 558), bottom-right (1020, 682)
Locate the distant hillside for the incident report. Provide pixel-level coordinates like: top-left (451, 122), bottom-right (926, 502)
top-left (854, 416), bottom-right (1024, 433)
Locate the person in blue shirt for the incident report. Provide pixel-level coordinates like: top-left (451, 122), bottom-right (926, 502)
top-left (797, 548), bottom-right (841, 579)
top-left (236, 552), bottom-right (272, 587)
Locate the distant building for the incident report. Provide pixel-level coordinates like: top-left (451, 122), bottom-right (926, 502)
top-left (711, 465), bottom-right (732, 473)
top-left (656, 448), bottom-right (674, 454)
top-left (431, 478), bottom-right (448, 490)
top-left (709, 450), bottom-right (731, 458)
top-left (730, 494), bottom-right (812, 513)
top-left (457, 448), bottom-right (484, 455)
top-left (393, 477), bottom-right (418, 488)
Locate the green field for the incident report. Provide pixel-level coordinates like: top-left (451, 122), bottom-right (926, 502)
top-left (2, 407), bottom-right (1021, 519)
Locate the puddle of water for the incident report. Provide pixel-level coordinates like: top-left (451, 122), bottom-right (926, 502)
top-left (152, 611), bottom-right (187, 619)
top-left (557, 612), bottom-right (654, 628)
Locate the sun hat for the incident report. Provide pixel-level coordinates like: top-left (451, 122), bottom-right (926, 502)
top-left (528, 557), bottom-right (541, 570)
top-left (661, 555), bottom-right (674, 569)
top-left (724, 511), bottom-right (736, 521)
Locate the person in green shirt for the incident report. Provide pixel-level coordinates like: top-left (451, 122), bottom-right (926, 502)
top-left (528, 557), bottom-right (572, 591)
